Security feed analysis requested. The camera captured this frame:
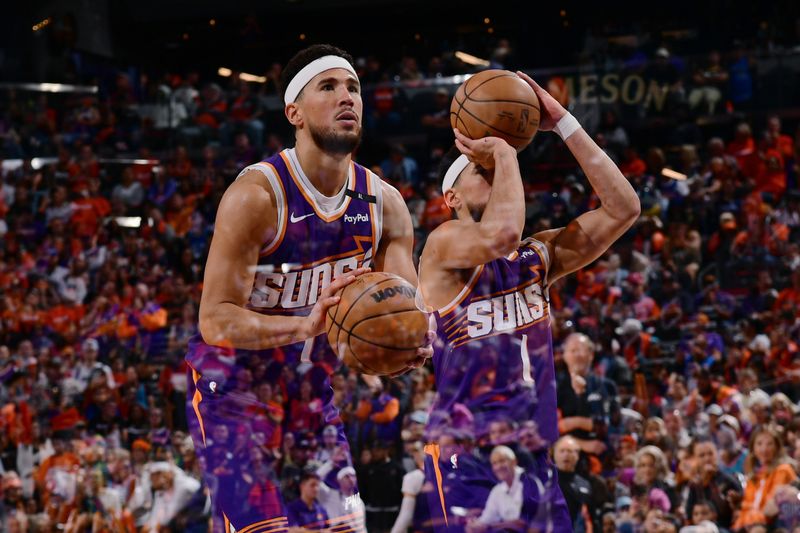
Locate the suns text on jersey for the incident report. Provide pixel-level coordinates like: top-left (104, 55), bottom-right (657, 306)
top-left (249, 254), bottom-right (364, 309)
top-left (466, 283), bottom-right (546, 338)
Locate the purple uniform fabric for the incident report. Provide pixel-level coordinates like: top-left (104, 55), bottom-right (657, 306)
top-left (186, 149), bottom-right (378, 532)
top-left (421, 238), bottom-right (572, 532)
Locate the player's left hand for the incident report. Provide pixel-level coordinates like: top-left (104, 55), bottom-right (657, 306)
top-left (515, 71), bottom-right (567, 131)
top-left (389, 327), bottom-right (435, 378)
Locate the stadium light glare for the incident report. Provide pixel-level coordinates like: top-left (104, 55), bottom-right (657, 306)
top-left (239, 72), bottom-right (267, 83)
top-left (661, 168), bottom-right (687, 181)
top-left (218, 68), bottom-right (233, 77)
top-left (455, 51), bottom-right (490, 67)
top-left (115, 217), bottom-right (142, 228)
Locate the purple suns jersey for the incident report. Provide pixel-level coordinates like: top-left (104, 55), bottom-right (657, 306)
top-left (186, 147), bottom-right (384, 379)
top-left (185, 148), bottom-right (377, 531)
top-left (427, 237), bottom-right (557, 447)
top-left (419, 238), bottom-right (572, 533)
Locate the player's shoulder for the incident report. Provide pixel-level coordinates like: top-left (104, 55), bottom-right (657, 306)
top-left (421, 219), bottom-right (470, 255)
top-left (217, 172), bottom-right (277, 227)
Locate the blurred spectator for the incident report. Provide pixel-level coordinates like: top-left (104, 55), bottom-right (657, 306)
top-left (390, 441), bottom-right (425, 533)
top-left (684, 435), bottom-right (742, 529)
top-left (380, 144), bottom-right (419, 187)
top-left (689, 51), bottom-right (729, 115)
top-left (356, 378), bottom-right (401, 444)
top-left (558, 333), bottom-right (618, 458)
top-left (554, 435), bottom-right (595, 529)
top-left (287, 471), bottom-right (329, 530)
top-left (357, 440), bottom-right (403, 533)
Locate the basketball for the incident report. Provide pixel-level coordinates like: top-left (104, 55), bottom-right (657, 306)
top-left (326, 272), bottom-right (429, 376)
top-left (450, 69), bottom-right (541, 150)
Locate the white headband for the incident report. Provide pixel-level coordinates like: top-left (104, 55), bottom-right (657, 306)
top-left (284, 55), bottom-right (359, 105)
top-left (442, 154), bottom-right (470, 194)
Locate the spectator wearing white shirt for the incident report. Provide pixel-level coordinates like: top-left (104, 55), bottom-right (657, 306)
top-left (140, 462), bottom-right (201, 532)
top-left (112, 167), bottom-right (145, 210)
top-left (315, 462), bottom-right (364, 526)
top-left (467, 446), bottom-right (525, 533)
top-left (70, 339), bottom-right (115, 393)
top-left (390, 442), bottom-right (425, 533)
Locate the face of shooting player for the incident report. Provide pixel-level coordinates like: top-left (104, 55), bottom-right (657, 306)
top-left (443, 161), bottom-right (495, 222)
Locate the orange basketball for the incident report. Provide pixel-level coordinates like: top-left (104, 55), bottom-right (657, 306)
top-left (326, 272), bottom-right (428, 376)
top-left (450, 69), bottom-right (540, 150)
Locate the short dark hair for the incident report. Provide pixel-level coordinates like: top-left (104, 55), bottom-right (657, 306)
top-left (280, 44), bottom-right (355, 102)
top-left (688, 434), bottom-right (715, 456)
top-left (438, 145), bottom-right (463, 189)
top-left (299, 470), bottom-right (320, 485)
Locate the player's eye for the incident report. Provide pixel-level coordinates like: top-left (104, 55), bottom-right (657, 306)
top-left (322, 84), bottom-right (334, 91)
top-left (349, 85), bottom-right (360, 93)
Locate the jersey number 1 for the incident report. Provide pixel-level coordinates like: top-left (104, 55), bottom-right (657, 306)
top-left (520, 334), bottom-right (535, 385)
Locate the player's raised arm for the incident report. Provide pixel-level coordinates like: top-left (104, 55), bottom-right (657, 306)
top-left (421, 131), bottom-right (525, 271)
top-left (517, 71), bottom-right (640, 284)
top-left (198, 171), bottom-right (366, 350)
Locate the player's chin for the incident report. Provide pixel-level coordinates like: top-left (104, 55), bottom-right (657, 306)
top-left (334, 119), bottom-right (361, 133)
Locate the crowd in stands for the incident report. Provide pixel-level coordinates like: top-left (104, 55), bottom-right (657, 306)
top-left (1, 35), bottom-right (800, 532)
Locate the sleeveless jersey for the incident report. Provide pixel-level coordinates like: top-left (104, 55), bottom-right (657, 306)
top-left (186, 147), bottom-right (384, 385)
top-left (426, 237), bottom-right (557, 447)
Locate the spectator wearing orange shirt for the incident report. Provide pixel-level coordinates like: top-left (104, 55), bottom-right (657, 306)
top-left (733, 426), bottom-right (798, 530)
top-left (166, 145), bottom-right (193, 180)
top-left (34, 430), bottom-right (82, 503)
top-left (773, 269), bottom-right (800, 318)
top-left (755, 131), bottom-right (786, 199)
top-left (767, 115), bottom-right (795, 160)
top-left (420, 183), bottom-right (451, 232)
top-left (70, 178), bottom-right (111, 238)
top-left (727, 122), bottom-right (759, 179)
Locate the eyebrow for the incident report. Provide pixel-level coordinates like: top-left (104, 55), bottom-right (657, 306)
top-left (316, 76), bottom-right (360, 87)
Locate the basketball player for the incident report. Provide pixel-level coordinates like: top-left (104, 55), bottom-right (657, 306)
top-left (186, 44), bottom-right (432, 533)
top-left (417, 72), bottom-right (640, 532)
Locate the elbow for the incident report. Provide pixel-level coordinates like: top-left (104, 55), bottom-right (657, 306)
top-left (198, 310), bottom-right (221, 346)
top-left (627, 197), bottom-right (642, 223)
top-left (619, 196), bottom-right (641, 228)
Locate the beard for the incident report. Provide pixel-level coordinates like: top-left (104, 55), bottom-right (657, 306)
top-left (309, 122), bottom-right (362, 156)
top-left (466, 200), bottom-right (487, 222)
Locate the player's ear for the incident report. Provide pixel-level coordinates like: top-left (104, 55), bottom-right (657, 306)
top-left (285, 103), bottom-right (303, 127)
top-left (444, 189), bottom-right (460, 211)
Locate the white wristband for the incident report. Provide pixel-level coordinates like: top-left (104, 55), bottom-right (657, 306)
top-left (553, 113), bottom-right (581, 141)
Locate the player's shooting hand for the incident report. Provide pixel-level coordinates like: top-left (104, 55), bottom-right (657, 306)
top-left (515, 71), bottom-right (567, 131)
top-left (453, 128), bottom-right (514, 170)
top-left (303, 267), bottom-right (371, 339)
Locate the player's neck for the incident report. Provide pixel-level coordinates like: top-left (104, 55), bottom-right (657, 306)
top-left (294, 140), bottom-right (351, 197)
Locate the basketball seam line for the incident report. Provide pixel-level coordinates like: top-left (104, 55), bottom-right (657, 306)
top-left (464, 73), bottom-right (515, 98)
top-left (453, 92), bottom-right (469, 137)
top-left (457, 104), bottom-right (534, 140)
top-left (347, 309), bottom-right (426, 350)
top-left (463, 96), bottom-right (540, 110)
top-left (329, 276), bottom-right (403, 368)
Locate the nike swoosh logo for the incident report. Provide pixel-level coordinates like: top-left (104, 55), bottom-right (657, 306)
top-left (290, 212), bottom-right (315, 223)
